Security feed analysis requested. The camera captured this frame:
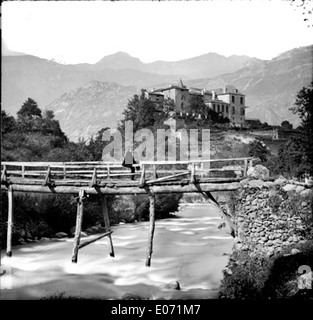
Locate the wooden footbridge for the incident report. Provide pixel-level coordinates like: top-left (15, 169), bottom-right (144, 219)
top-left (1, 157), bottom-right (253, 266)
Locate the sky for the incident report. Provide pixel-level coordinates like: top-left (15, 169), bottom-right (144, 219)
top-left (2, 0), bottom-right (313, 64)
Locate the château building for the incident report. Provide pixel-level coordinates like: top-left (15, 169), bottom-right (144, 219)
top-left (144, 80), bottom-right (247, 127)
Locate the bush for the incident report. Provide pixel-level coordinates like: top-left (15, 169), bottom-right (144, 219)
top-left (112, 193), bottom-right (182, 222)
top-left (220, 241), bottom-right (313, 299)
top-left (0, 191), bottom-right (53, 245)
top-left (262, 241), bottom-right (313, 299)
top-left (248, 140), bottom-right (270, 163)
top-left (181, 193), bottom-right (208, 203)
top-left (219, 250), bottom-right (273, 299)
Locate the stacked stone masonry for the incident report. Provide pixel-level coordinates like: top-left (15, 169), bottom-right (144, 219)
top-left (233, 174), bottom-right (312, 257)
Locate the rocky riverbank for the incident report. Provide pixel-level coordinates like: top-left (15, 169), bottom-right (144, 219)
top-left (219, 165), bottom-right (313, 299)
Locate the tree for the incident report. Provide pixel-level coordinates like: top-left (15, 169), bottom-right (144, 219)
top-left (290, 81), bottom-right (313, 175)
top-left (43, 110), bottom-right (55, 120)
top-left (41, 109), bottom-right (67, 140)
top-left (277, 136), bottom-right (308, 178)
top-left (248, 140), bottom-right (270, 163)
top-left (17, 98), bottom-right (42, 120)
top-left (87, 127), bottom-right (111, 160)
top-left (281, 120), bottom-right (293, 130)
top-left (120, 94), bottom-right (157, 132)
top-left (189, 95), bottom-right (206, 114)
top-left (1, 110), bottom-right (16, 134)
top-left (163, 98), bottom-right (175, 117)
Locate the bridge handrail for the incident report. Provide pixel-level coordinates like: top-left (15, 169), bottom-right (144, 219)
top-left (1, 157), bottom-right (254, 167)
top-left (1, 158), bottom-right (255, 182)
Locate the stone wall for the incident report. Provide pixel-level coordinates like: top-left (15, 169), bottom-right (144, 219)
top-left (233, 176), bottom-right (313, 257)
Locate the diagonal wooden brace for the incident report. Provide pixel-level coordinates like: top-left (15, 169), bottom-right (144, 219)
top-left (195, 183), bottom-right (235, 237)
top-left (78, 231), bottom-right (113, 249)
top-left (89, 168), bottom-right (98, 187)
top-left (138, 164), bottom-right (146, 188)
top-left (42, 166), bottom-right (53, 186)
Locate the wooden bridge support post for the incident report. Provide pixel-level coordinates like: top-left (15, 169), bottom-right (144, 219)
top-left (190, 162), bottom-right (196, 184)
top-left (243, 159), bottom-right (248, 177)
top-left (107, 164), bottom-right (110, 179)
top-left (100, 195), bottom-right (115, 257)
top-left (71, 189), bottom-right (85, 263)
top-left (200, 162), bottom-right (204, 178)
top-left (63, 165), bottom-right (67, 179)
top-left (6, 185), bottom-right (13, 257)
top-left (153, 164), bottom-right (158, 179)
top-left (145, 191), bottom-right (156, 267)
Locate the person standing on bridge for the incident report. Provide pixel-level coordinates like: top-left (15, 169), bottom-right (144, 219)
top-left (122, 147), bottom-right (139, 180)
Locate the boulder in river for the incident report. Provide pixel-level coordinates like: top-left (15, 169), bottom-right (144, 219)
top-left (56, 232), bottom-right (68, 238)
top-left (164, 281), bottom-right (181, 290)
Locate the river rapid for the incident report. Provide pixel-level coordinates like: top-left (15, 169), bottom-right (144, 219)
top-left (0, 204), bottom-right (233, 300)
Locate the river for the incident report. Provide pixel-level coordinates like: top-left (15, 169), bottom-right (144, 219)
top-left (0, 204), bottom-right (233, 300)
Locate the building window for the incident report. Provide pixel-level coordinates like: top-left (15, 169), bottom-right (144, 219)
top-left (213, 104), bottom-right (216, 112)
top-left (240, 97), bottom-right (244, 104)
top-left (232, 95), bottom-right (235, 103)
top-left (232, 106), bottom-right (235, 114)
top-left (181, 103), bottom-right (184, 110)
top-left (222, 105), bottom-right (224, 113)
top-left (217, 105), bottom-right (220, 113)
top-left (226, 105), bottom-right (229, 113)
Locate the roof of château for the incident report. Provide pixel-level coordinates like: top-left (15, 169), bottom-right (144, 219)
top-left (148, 91), bottom-right (164, 96)
top-left (214, 85), bottom-right (244, 95)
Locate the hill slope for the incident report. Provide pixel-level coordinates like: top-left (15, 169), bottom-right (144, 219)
top-left (45, 81), bottom-right (137, 142)
top-left (1, 55), bottom-right (183, 115)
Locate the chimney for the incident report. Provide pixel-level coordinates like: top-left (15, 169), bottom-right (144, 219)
top-left (212, 90), bottom-right (216, 100)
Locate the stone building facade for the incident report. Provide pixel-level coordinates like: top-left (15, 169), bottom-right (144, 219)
top-left (144, 80), bottom-right (247, 127)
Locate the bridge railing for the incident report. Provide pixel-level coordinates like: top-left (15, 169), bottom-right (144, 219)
top-left (1, 158), bottom-right (254, 185)
top-left (140, 157), bottom-right (254, 179)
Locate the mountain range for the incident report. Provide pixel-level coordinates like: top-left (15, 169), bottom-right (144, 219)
top-left (96, 51), bottom-right (254, 79)
top-left (2, 45), bottom-right (312, 141)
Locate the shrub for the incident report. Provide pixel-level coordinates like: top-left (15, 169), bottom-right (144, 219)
top-left (0, 191), bottom-right (53, 245)
top-left (219, 250), bottom-right (273, 299)
top-left (220, 240), bottom-right (313, 299)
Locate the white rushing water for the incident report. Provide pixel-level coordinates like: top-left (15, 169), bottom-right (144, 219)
top-left (0, 204), bottom-right (233, 300)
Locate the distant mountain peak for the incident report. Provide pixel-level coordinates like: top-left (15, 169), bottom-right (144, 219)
top-left (113, 51), bottom-right (132, 56)
top-left (96, 51), bottom-right (142, 66)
